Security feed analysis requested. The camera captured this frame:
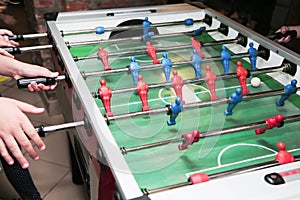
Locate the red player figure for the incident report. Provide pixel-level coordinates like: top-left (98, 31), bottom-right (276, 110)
top-left (204, 65), bottom-right (218, 100)
top-left (190, 36), bottom-right (205, 58)
top-left (97, 47), bottom-right (112, 70)
top-left (98, 79), bottom-right (113, 117)
top-left (146, 41), bottom-right (160, 64)
top-left (136, 75), bottom-right (150, 111)
top-left (236, 61), bottom-right (250, 95)
top-left (275, 142), bottom-right (295, 164)
top-left (178, 130), bottom-right (200, 150)
top-left (255, 114), bottom-right (284, 135)
top-left (171, 70), bottom-right (185, 104)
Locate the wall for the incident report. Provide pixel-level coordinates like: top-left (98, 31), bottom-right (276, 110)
top-left (24, 0), bottom-right (168, 68)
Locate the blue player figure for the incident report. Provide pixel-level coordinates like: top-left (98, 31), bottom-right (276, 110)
top-left (193, 26), bottom-right (206, 36)
top-left (248, 42), bottom-right (258, 70)
top-left (276, 79), bottom-right (298, 106)
top-left (221, 45), bottom-right (231, 74)
top-left (167, 97), bottom-right (183, 126)
top-left (129, 56), bottom-right (140, 85)
top-left (191, 49), bottom-right (202, 78)
top-left (161, 52), bottom-right (172, 82)
top-left (142, 17), bottom-right (151, 41)
top-left (224, 88), bottom-right (243, 116)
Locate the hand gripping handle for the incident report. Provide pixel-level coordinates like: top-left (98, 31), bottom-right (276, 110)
top-left (268, 30), bottom-right (297, 40)
top-left (17, 77), bottom-right (57, 89)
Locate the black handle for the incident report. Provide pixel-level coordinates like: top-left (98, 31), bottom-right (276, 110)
top-left (35, 125), bottom-right (45, 137)
top-left (7, 34), bottom-right (24, 41)
top-left (2, 46), bottom-right (21, 54)
top-left (17, 77), bottom-right (57, 89)
top-left (26, 125), bottom-right (45, 140)
top-left (268, 30), bottom-right (297, 40)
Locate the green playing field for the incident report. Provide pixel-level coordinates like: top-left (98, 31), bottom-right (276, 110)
top-left (69, 32), bottom-right (300, 190)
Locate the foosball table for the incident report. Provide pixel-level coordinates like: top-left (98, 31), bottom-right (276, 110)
top-left (30, 2), bottom-right (300, 199)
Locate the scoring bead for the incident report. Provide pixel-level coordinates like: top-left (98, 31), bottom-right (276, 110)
top-left (96, 26), bottom-right (105, 34)
top-left (185, 18), bottom-right (194, 26)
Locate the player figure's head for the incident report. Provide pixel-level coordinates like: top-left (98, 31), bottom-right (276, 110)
top-left (275, 114), bottom-right (283, 122)
top-left (190, 36), bottom-right (195, 41)
top-left (98, 46), bottom-right (103, 51)
top-left (130, 56), bottom-right (136, 62)
top-left (237, 61), bottom-right (242, 67)
top-left (277, 142), bottom-right (286, 151)
top-left (175, 97), bottom-right (181, 105)
top-left (100, 79), bottom-right (106, 86)
top-left (162, 52), bottom-right (168, 58)
top-left (206, 65), bottom-right (211, 71)
top-left (235, 88), bottom-right (242, 95)
top-left (146, 41), bottom-right (150, 46)
top-left (138, 75), bottom-right (143, 81)
top-left (291, 79), bottom-right (297, 87)
top-left (192, 130), bottom-right (200, 142)
top-left (144, 16), bottom-right (148, 22)
top-left (249, 42), bottom-right (254, 48)
top-left (172, 70), bottom-right (178, 76)
top-left (222, 45), bottom-right (226, 51)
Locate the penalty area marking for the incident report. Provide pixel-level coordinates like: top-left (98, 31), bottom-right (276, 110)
top-left (217, 143), bottom-right (277, 166)
top-left (159, 88), bottom-right (173, 104)
top-left (185, 144), bottom-right (300, 178)
top-left (169, 85), bottom-right (203, 104)
top-left (159, 84), bottom-right (204, 104)
top-left (113, 44), bottom-right (120, 51)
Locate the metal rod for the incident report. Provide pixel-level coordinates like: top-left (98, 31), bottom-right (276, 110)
top-left (68, 36), bottom-right (143, 47)
top-left (68, 31), bottom-right (237, 47)
top-left (122, 117), bottom-right (283, 153)
top-left (202, 38), bottom-right (238, 47)
top-left (62, 19), bottom-right (205, 36)
top-left (105, 64), bottom-right (286, 95)
top-left (82, 67), bottom-right (129, 77)
top-left (22, 33), bottom-right (48, 40)
top-left (145, 182), bottom-right (190, 194)
top-left (183, 87), bottom-right (297, 109)
top-left (106, 107), bottom-right (168, 121)
top-left (121, 113), bottom-right (300, 155)
top-left (2, 44), bottom-right (53, 55)
top-left (202, 121), bottom-right (268, 138)
top-left (74, 37), bottom-right (238, 62)
top-left (112, 87), bottom-right (138, 94)
top-left (74, 44), bottom-right (192, 61)
top-left (42, 121), bottom-right (85, 133)
top-left (216, 65), bottom-right (285, 79)
top-left (147, 155), bottom-right (300, 194)
top-left (81, 52), bottom-right (249, 78)
top-left (61, 28), bottom-right (96, 35)
top-left (106, 87), bottom-right (299, 123)
top-left (121, 137), bottom-right (183, 154)
top-left (7, 33), bottom-right (48, 41)
top-left (19, 44), bottom-right (53, 53)
top-left (130, 27), bottom-right (219, 41)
